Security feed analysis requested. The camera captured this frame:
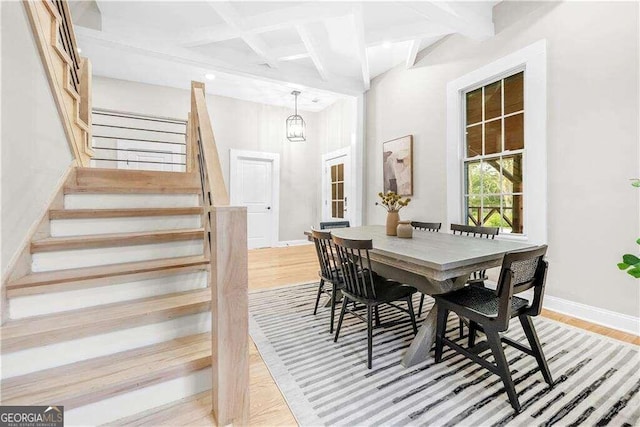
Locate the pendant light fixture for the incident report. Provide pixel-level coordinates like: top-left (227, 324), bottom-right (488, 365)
top-left (286, 90), bottom-right (306, 142)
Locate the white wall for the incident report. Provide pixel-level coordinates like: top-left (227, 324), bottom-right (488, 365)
top-left (92, 77), bottom-right (354, 241)
top-left (1, 2), bottom-right (74, 276)
top-left (364, 1), bottom-right (639, 319)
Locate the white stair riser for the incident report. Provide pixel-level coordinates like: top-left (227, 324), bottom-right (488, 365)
top-left (32, 240), bottom-right (204, 272)
top-left (1, 313), bottom-right (211, 379)
top-left (66, 369), bottom-right (211, 426)
top-left (65, 193), bottom-right (200, 209)
top-left (10, 271), bottom-right (208, 319)
top-left (50, 215), bottom-right (202, 236)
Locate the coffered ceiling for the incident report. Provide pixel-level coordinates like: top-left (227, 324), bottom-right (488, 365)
top-left (72, 1), bottom-right (498, 111)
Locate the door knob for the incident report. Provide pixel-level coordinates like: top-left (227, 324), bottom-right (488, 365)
top-left (267, 206), bottom-right (271, 210)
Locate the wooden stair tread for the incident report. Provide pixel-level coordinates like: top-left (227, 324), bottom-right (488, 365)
top-left (7, 256), bottom-right (209, 296)
top-left (1, 333), bottom-right (211, 410)
top-left (67, 168), bottom-right (201, 194)
top-left (64, 185), bottom-right (201, 194)
top-left (49, 207), bottom-right (204, 219)
top-left (103, 391), bottom-right (213, 427)
top-left (31, 228), bottom-right (204, 253)
top-left (1, 289), bottom-right (211, 353)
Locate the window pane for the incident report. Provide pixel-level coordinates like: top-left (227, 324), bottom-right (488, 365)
top-left (331, 165), bottom-right (337, 181)
top-left (466, 124), bottom-right (482, 157)
top-left (501, 154), bottom-right (523, 193)
top-left (337, 163), bottom-right (344, 181)
top-left (484, 120), bottom-right (502, 155)
top-left (504, 72), bottom-right (524, 114)
top-left (465, 161), bottom-right (481, 194)
top-left (482, 160), bottom-right (501, 194)
top-left (337, 182), bottom-right (344, 200)
top-left (466, 88), bottom-right (482, 125)
top-left (504, 194), bottom-right (524, 233)
top-left (505, 113), bottom-right (524, 151)
top-left (331, 183), bottom-right (337, 199)
top-left (481, 196), bottom-right (501, 227)
top-left (332, 201), bottom-right (337, 217)
top-left (484, 81), bottom-right (502, 121)
top-left (336, 201), bottom-right (344, 218)
top-left (465, 195), bottom-right (482, 226)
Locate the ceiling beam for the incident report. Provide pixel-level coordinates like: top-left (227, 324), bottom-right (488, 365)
top-left (406, 39), bottom-right (421, 69)
top-left (366, 21), bottom-right (453, 47)
top-left (206, 1), bottom-right (279, 69)
top-left (399, 1), bottom-right (494, 40)
top-left (179, 3), bottom-right (353, 47)
top-left (351, 6), bottom-right (370, 91)
top-left (295, 25), bottom-right (328, 81)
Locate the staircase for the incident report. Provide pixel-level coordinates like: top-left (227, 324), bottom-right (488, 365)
top-left (1, 168), bottom-right (216, 425)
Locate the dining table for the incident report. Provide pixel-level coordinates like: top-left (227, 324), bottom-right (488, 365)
top-left (317, 225), bottom-right (535, 368)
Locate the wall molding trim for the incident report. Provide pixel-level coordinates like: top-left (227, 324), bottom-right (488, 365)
top-left (544, 295), bottom-right (640, 337)
top-left (275, 240), bottom-right (312, 248)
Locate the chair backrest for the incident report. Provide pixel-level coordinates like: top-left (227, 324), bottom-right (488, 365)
top-left (320, 221), bottom-right (350, 230)
top-left (331, 235), bottom-right (377, 300)
top-left (311, 229), bottom-right (341, 283)
top-left (495, 245), bottom-right (549, 326)
top-left (411, 221), bottom-right (441, 232)
top-left (451, 223), bottom-right (499, 239)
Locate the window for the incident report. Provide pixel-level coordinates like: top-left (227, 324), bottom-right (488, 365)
top-left (331, 163), bottom-right (345, 219)
top-left (464, 72), bottom-right (524, 234)
top-left (446, 40), bottom-right (547, 243)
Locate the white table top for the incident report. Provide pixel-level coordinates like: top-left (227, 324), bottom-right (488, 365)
top-left (330, 225), bottom-right (534, 274)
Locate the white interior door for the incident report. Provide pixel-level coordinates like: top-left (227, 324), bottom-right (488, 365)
top-left (230, 150), bottom-right (279, 249)
top-left (323, 149), bottom-right (351, 223)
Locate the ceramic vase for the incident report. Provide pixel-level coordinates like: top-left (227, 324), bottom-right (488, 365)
top-left (386, 211), bottom-right (400, 236)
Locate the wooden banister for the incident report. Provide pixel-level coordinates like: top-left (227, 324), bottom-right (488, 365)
top-left (189, 81), bottom-right (249, 426)
top-left (24, 0), bottom-right (93, 166)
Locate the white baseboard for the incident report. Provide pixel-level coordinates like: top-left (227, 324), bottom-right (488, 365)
top-left (543, 295), bottom-right (639, 336)
top-left (275, 240), bottom-right (312, 247)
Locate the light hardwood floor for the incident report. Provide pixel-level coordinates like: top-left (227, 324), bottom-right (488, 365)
top-left (132, 244), bottom-right (638, 426)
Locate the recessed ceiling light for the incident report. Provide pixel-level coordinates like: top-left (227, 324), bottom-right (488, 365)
top-left (205, 73), bottom-right (216, 80)
top-left (382, 41), bottom-right (391, 48)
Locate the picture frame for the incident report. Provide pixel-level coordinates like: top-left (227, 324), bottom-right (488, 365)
top-left (383, 135), bottom-right (413, 196)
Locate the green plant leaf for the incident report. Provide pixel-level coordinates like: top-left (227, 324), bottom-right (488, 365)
top-left (622, 254), bottom-right (640, 265)
top-left (618, 262), bottom-right (630, 270)
top-left (636, 238), bottom-right (640, 245)
top-left (628, 266), bottom-right (640, 278)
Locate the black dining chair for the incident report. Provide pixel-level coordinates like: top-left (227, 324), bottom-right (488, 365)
top-left (434, 245), bottom-right (553, 412)
top-left (310, 229), bottom-right (344, 333)
top-left (320, 221), bottom-right (350, 230)
top-left (411, 221), bottom-right (442, 316)
top-left (332, 235), bottom-right (418, 369)
top-left (451, 223), bottom-right (500, 336)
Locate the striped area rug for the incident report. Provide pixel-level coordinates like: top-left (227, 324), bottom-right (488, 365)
top-left (249, 283), bottom-right (640, 427)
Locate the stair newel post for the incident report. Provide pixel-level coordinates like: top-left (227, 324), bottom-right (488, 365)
top-left (210, 206), bottom-right (249, 426)
top-left (79, 57), bottom-right (92, 157)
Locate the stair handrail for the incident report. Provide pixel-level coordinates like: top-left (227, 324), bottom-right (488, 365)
top-left (188, 81), bottom-right (249, 426)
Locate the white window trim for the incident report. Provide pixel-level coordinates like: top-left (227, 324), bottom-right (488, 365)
top-left (229, 149), bottom-right (280, 246)
top-left (446, 39), bottom-right (548, 244)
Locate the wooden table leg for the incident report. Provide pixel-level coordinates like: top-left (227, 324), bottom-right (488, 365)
top-left (401, 274), bottom-right (469, 368)
top-left (401, 303), bottom-right (439, 368)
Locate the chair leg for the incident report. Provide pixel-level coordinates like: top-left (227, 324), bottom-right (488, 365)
top-left (520, 315), bottom-right (554, 386)
top-left (374, 306), bottom-right (381, 327)
top-left (434, 307), bottom-right (448, 363)
top-left (418, 294), bottom-right (425, 316)
top-left (367, 305), bottom-right (373, 369)
top-left (407, 296), bottom-right (418, 335)
top-left (468, 320), bottom-right (479, 347)
top-left (329, 283), bottom-right (337, 334)
top-left (313, 279), bottom-right (324, 315)
top-left (334, 296), bottom-right (348, 343)
top-left (486, 329), bottom-right (521, 412)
